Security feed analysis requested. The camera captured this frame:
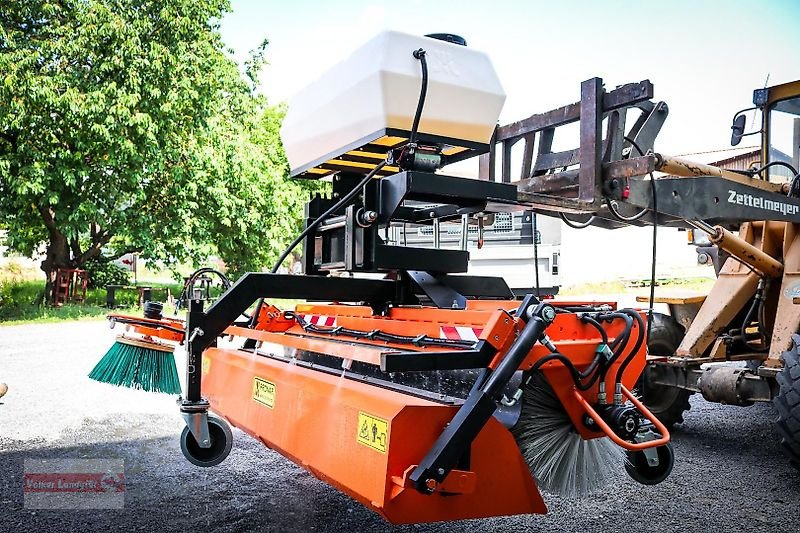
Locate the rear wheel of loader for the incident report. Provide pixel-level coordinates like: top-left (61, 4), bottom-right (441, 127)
top-left (638, 313), bottom-right (692, 427)
top-left (774, 336), bottom-right (800, 468)
top-left (181, 415), bottom-right (233, 467)
top-left (624, 443), bottom-right (674, 485)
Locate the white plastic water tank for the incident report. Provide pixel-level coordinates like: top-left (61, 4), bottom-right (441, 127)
top-left (281, 31), bottom-right (506, 177)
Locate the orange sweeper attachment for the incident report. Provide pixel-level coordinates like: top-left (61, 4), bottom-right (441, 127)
top-left (94, 31), bottom-right (678, 524)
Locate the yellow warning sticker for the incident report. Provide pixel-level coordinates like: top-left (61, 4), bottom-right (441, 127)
top-left (357, 411), bottom-right (389, 453)
top-left (252, 377), bottom-right (276, 408)
top-left (201, 357), bottom-right (210, 375)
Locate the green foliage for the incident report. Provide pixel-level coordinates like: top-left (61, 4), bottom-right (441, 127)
top-left (83, 259), bottom-right (130, 289)
top-left (0, 0), bottom-right (316, 280)
top-left (0, 280), bottom-right (44, 319)
top-left (0, 279), bottom-right (183, 322)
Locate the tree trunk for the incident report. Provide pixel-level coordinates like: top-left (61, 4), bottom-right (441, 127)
top-left (38, 206), bottom-right (71, 305)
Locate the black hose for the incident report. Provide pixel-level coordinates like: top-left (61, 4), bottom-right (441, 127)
top-left (750, 160), bottom-right (799, 179)
top-left (740, 296), bottom-right (760, 346)
top-left (580, 314), bottom-right (609, 345)
top-left (532, 211), bottom-right (541, 298)
top-left (175, 267), bottom-right (233, 313)
top-left (740, 279), bottom-right (769, 351)
top-left (270, 161), bottom-right (386, 274)
top-left (624, 136), bottom-right (659, 342)
top-left (408, 49), bottom-right (428, 145)
top-left (529, 352), bottom-right (597, 391)
top-left (613, 309), bottom-right (646, 387)
top-left (597, 312), bottom-right (634, 382)
top-left (559, 212), bottom-right (595, 229)
top-left (607, 198), bottom-right (648, 222)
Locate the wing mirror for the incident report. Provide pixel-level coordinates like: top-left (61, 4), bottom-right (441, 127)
top-left (730, 114), bottom-right (747, 146)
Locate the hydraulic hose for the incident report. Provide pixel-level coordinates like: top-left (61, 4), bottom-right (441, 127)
top-left (612, 309), bottom-right (646, 389)
top-left (408, 48), bottom-right (428, 145)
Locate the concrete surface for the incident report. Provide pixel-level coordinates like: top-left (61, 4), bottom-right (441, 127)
top-left (0, 320), bottom-right (798, 532)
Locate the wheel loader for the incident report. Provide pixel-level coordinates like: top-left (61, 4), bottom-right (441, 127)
top-left (632, 79), bottom-right (800, 466)
top-left (500, 76), bottom-right (800, 467)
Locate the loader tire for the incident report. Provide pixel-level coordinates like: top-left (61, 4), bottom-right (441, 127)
top-left (638, 313), bottom-right (692, 428)
top-left (774, 335), bottom-right (800, 468)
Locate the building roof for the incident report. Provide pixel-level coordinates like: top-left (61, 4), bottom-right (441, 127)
top-left (675, 146), bottom-right (760, 165)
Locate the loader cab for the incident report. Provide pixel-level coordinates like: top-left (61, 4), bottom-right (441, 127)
top-left (731, 80), bottom-right (800, 184)
top-left (762, 83), bottom-right (800, 183)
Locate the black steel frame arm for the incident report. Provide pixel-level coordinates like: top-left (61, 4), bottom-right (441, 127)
top-left (182, 273), bottom-right (405, 403)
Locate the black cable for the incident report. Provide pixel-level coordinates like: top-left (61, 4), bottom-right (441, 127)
top-left (529, 352), bottom-right (598, 391)
top-left (537, 312), bottom-right (635, 391)
top-left (271, 47), bottom-right (426, 275)
top-left (292, 312), bottom-right (475, 349)
top-left (532, 211), bottom-right (541, 298)
top-left (559, 212), bottom-right (595, 229)
top-left (408, 49), bottom-right (428, 145)
top-left (607, 198), bottom-right (648, 222)
top-left (242, 161), bottom-right (387, 341)
top-left (750, 160), bottom-right (799, 179)
top-left (271, 161), bottom-right (386, 274)
top-left (175, 267), bottom-right (233, 313)
top-left (246, 49), bottom-right (428, 347)
top-left (580, 314), bottom-right (608, 345)
top-left (624, 136), bottom-right (658, 341)
top-left (740, 279), bottom-right (768, 351)
top-left (613, 309), bottom-right (646, 388)
top-left (597, 312), bottom-right (634, 382)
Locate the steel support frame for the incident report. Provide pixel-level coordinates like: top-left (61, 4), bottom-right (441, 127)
top-left (181, 273), bottom-right (406, 404)
top-left (408, 297), bottom-right (553, 494)
top-left (480, 77), bottom-right (660, 211)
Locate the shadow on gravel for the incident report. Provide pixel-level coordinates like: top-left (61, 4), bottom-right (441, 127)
top-left (0, 433), bottom-right (402, 533)
top-left (2, 404), bottom-right (798, 533)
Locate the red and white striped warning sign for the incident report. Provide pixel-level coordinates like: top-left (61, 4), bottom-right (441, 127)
top-left (300, 314), bottom-right (337, 327)
top-left (439, 326), bottom-right (483, 341)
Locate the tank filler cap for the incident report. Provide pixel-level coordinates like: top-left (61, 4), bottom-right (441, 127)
top-left (424, 33), bottom-right (467, 46)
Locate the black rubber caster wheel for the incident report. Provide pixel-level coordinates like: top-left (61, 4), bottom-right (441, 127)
top-left (180, 415), bottom-right (233, 467)
top-left (625, 442), bottom-right (674, 485)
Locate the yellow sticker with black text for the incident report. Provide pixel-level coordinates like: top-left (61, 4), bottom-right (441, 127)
top-left (357, 411), bottom-right (389, 453)
top-left (201, 357), bottom-right (210, 375)
top-left (252, 377), bottom-right (276, 408)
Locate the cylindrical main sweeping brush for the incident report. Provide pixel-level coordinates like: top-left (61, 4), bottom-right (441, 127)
top-left (89, 335), bottom-right (181, 394)
top-left (512, 371), bottom-right (622, 498)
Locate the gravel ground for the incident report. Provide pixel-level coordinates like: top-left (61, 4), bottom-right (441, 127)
top-left (0, 320), bottom-right (798, 532)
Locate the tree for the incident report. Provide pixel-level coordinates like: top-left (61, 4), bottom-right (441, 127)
top-left (0, 0), bottom-right (313, 300)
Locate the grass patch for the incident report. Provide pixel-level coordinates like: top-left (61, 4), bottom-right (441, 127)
top-left (0, 280), bottom-right (183, 325)
top-left (561, 276), bottom-right (714, 296)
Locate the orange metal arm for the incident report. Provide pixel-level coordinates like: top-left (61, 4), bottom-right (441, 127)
top-left (571, 384), bottom-right (670, 451)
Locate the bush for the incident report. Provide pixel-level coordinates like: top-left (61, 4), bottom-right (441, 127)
top-left (0, 280), bottom-right (45, 319)
top-left (84, 259), bottom-right (130, 289)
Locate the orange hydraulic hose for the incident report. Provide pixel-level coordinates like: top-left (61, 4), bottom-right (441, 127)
top-left (571, 384), bottom-right (670, 451)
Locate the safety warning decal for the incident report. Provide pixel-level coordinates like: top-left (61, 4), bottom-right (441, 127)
top-left (201, 357), bottom-right (210, 375)
top-left (252, 377), bottom-right (276, 408)
top-left (357, 411), bottom-right (389, 453)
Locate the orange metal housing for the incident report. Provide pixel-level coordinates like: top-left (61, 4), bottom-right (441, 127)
top-left (231, 300), bottom-right (645, 439)
top-left (203, 299), bottom-right (649, 523)
top-left (201, 347), bottom-right (546, 524)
